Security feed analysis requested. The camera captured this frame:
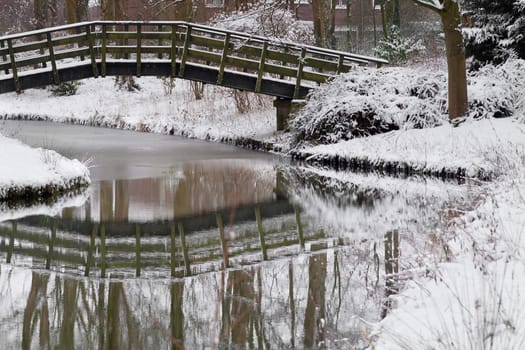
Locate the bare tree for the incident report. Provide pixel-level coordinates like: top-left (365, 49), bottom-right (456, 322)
top-left (412, 0), bottom-right (468, 120)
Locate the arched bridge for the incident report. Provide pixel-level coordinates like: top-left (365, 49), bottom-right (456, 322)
top-left (0, 21), bottom-right (387, 128)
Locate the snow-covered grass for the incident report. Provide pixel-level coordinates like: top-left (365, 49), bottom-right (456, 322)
top-left (372, 154), bottom-right (525, 349)
top-left (0, 133), bottom-right (90, 204)
top-left (0, 77), bottom-right (276, 142)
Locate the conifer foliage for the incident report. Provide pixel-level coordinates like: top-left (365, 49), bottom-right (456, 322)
top-left (463, 0), bottom-right (525, 69)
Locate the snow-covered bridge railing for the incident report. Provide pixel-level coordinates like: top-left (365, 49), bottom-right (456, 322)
top-left (0, 21), bottom-right (387, 98)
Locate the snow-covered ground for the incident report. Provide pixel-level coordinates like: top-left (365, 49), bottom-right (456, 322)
top-left (0, 77), bottom-right (276, 141)
top-left (0, 133), bottom-right (90, 203)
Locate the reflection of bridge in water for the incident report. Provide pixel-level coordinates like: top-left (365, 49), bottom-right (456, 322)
top-left (0, 202), bottom-right (333, 278)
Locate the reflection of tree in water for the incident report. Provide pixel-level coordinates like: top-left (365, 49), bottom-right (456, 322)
top-left (22, 273), bottom-right (50, 350)
top-left (304, 252), bottom-right (327, 348)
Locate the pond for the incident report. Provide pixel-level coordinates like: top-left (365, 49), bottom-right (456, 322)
top-left (0, 121), bottom-right (472, 349)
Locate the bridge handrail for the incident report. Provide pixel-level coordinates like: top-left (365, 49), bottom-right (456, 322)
top-left (0, 21), bottom-right (388, 66)
top-left (0, 21), bottom-right (387, 98)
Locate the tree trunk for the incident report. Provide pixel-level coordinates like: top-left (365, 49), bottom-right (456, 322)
top-left (441, 1), bottom-right (468, 119)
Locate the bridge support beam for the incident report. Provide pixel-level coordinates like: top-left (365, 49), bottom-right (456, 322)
top-left (274, 98), bottom-right (306, 131)
top-left (274, 97), bottom-right (292, 131)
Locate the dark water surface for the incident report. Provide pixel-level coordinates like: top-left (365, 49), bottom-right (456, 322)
top-left (0, 121), bottom-right (468, 349)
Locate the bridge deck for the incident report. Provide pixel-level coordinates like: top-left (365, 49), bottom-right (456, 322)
top-left (0, 21), bottom-right (387, 98)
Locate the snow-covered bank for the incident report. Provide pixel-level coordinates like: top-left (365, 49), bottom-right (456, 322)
top-left (289, 59), bottom-right (525, 179)
top-left (293, 117), bottom-right (525, 179)
top-left (0, 77), bottom-right (276, 142)
top-left (372, 166), bottom-right (525, 349)
top-left (0, 134), bottom-right (90, 206)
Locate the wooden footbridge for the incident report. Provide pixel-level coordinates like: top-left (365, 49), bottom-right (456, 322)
top-left (0, 21), bottom-right (387, 128)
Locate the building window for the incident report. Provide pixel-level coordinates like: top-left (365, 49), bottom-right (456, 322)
top-left (205, 0), bottom-right (223, 8)
top-left (373, 0), bottom-right (381, 10)
top-left (335, 0), bottom-right (347, 9)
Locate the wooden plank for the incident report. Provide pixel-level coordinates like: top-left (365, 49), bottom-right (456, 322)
top-left (7, 39), bottom-right (20, 93)
top-left (53, 48), bottom-right (91, 61)
top-left (263, 62), bottom-right (296, 78)
top-left (86, 24), bottom-right (98, 77)
top-left (224, 56), bottom-right (259, 71)
top-left (139, 46), bottom-right (171, 55)
top-left (216, 33), bottom-right (230, 85)
top-left (188, 34), bottom-right (227, 50)
top-left (101, 25), bottom-right (107, 77)
top-left (50, 33), bottom-right (86, 47)
top-left (136, 23), bottom-right (142, 77)
top-left (255, 41), bottom-right (268, 93)
top-left (13, 55), bottom-right (50, 68)
top-left (0, 40), bottom-right (8, 74)
top-left (157, 24), bottom-right (163, 59)
top-left (178, 25), bottom-right (191, 78)
top-left (12, 40), bottom-right (47, 54)
top-left (302, 70), bottom-right (330, 83)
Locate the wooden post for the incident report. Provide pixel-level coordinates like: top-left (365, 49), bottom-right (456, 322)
top-left (136, 23), bottom-right (142, 77)
top-left (6, 221), bottom-right (16, 263)
top-left (255, 41), bottom-right (268, 93)
top-left (217, 33), bottom-right (230, 85)
top-left (0, 40), bottom-right (8, 74)
top-left (216, 213), bottom-right (229, 269)
top-left (157, 24), bottom-right (163, 59)
top-left (295, 208), bottom-right (305, 250)
top-left (178, 25), bottom-right (191, 78)
top-left (100, 223), bottom-right (106, 278)
top-left (46, 220), bottom-right (57, 270)
top-left (293, 47), bottom-right (306, 99)
top-left (178, 223), bottom-right (191, 276)
top-left (255, 207), bottom-right (268, 260)
top-left (86, 25), bottom-right (99, 78)
top-left (170, 25), bottom-right (178, 77)
top-left (7, 39), bottom-right (20, 93)
top-left (46, 32), bottom-right (60, 85)
top-left (101, 25), bottom-right (107, 77)
top-left (170, 223), bottom-right (177, 277)
top-left (336, 54), bottom-right (344, 74)
top-left (135, 224), bottom-right (141, 277)
top-left (123, 23), bottom-right (129, 59)
top-left (85, 223), bottom-right (98, 277)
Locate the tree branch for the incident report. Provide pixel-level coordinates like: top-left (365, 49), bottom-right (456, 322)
top-left (411, 0), bottom-right (445, 14)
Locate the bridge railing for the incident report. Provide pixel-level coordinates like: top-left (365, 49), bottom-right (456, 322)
top-left (0, 21), bottom-right (388, 96)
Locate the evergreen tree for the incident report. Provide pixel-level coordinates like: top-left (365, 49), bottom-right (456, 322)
top-left (463, 0), bottom-right (525, 69)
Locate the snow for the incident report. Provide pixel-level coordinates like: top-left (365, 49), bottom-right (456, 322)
top-left (299, 117), bottom-right (525, 178)
top-left (0, 133), bottom-right (90, 200)
top-left (0, 77), bottom-right (276, 141)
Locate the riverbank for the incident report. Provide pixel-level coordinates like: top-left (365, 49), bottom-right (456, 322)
top-left (0, 134), bottom-right (90, 208)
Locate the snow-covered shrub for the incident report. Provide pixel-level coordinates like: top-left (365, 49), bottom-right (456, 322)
top-left (50, 81), bottom-right (81, 96)
top-left (468, 59), bottom-right (525, 120)
top-left (290, 67), bottom-right (448, 146)
top-left (374, 26), bottom-right (425, 64)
